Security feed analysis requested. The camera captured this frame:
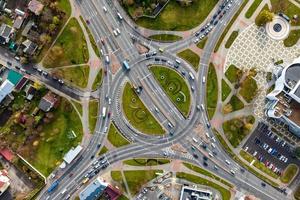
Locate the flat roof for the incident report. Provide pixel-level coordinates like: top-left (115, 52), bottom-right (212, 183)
top-left (79, 178), bottom-right (108, 200)
top-left (287, 99), bottom-right (300, 127)
top-left (7, 69), bottom-right (22, 85)
top-left (63, 145), bottom-right (82, 164)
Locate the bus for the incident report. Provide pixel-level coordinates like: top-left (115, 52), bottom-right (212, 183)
top-left (47, 180), bottom-right (59, 193)
top-left (102, 107), bottom-right (107, 118)
top-left (123, 60), bottom-right (130, 71)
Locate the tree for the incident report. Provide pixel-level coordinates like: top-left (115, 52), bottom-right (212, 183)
top-left (40, 33), bottom-right (52, 44)
top-left (223, 104), bottom-right (233, 114)
top-left (255, 10), bottom-right (274, 26)
top-left (52, 16), bottom-right (60, 25)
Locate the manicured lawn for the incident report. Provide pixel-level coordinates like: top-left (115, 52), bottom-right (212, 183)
top-left (206, 63), bottom-right (218, 119)
top-left (284, 30), bottom-right (300, 47)
top-left (239, 76), bottom-right (258, 103)
top-left (225, 31), bottom-right (239, 49)
top-left (245, 0), bottom-right (263, 18)
top-left (271, 0), bottom-right (300, 26)
top-left (228, 95), bottom-right (244, 112)
top-left (183, 163), bottom-right (233, 188)
top-left (51, 65), bottom-right (90, 88)
top-left (98, 146), bottom-right (108, 156)
top-left (177, 49), bottom-right (200, 71)
top-left (124, 170), bottom-right (163, 195)
top-left (136, 0), bottom-right (218, 31)
top-left (79, 16), bottom-right (100, 57)
top-left (89, 100), bottom-right (98, 133)
top-left (92, 69), bottom-right (103, 90)
top-left (223, 115), bottom-right (255, 148)
top-left (117, 195), bottom-right (129, 200)
top-left (197, 37), bottom-right (208, 49)
top-left (214, 0), bottom-right (248, 52)
top-left (71, 100), bottom-right (82, 116)
top-left (225, 64), bottom-right (242, 83)
top-left (150, 66), bottom-right (191, 117)
top-left (122, 83), bottom-right (165, 135)
top-left (57, 0), bottom-right (71, 18)
top-left (280, 164), bottom-right (298, 183)
top-left (107, 123), bottom-right (130, 147)
top-left (149, 34), bottom-right (182, 42)
top-left (123, 158), bottom-right (170, 166)
top-left (176, 172), bottom-right (231, 200)
top-left (31, 98), bottom-right (83, 175)
top-left (222, 79), bottom-right (231, 101)
top-left (43, 18), bottom-right (89, 68)
top-left (240, 150), bottom-right (279, 179)
top-left (111, 171), bottom-right (126, 192)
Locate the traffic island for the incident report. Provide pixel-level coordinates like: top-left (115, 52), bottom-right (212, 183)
top-left (122, 82), bottom-right (165, 135)
top-left (149, 65), bottom-right (191, 117)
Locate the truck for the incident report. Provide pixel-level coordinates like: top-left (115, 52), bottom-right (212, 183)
top-left (122, 60), bottom-right (130, 71)
top-left (102, 107), bottom-right (107, 118)
top-left (47, 180), bottom-right (59, 193)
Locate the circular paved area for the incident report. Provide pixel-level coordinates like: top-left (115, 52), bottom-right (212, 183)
top-left (266, 16), bottom-right (290, 41)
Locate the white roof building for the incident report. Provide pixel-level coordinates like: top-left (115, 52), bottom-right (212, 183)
top-left (63, 145), bottom-right (83, 164)
top-left (0, 79), bottom-right (14, 103)
top-left (265, 57), bottom-right (300, 137)
top-left (0, 170), bottom-right (10, 196)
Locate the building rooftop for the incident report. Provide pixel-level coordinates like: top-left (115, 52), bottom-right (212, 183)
top-left (63, 145), bottom-right (83, 164)
top-left (79, 177), bottom-right (108, 200)
top-left (0, 170), bottom-right (10, 196)
top-left (0, 80), bottom-right (14, 103)
top-left (285, 63), bottom-right (300, 89)
top-left (28, 0), bottom-right (44, 15)
top-left (7, 69), bottom-right (23, 85)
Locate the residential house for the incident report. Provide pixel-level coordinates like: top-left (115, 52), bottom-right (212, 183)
top-left (0, 24), bottom-right (13, 44)
top-left (0, 170), bottom-right (10, 196)
top-left (38, 91), bottom-right (58, 112)
top-left (13, 15), bottom-right (25, 30)
top-left (24, 84), bottom-right (36, 100)
top-left (28, 0), bottom-right (44, 15)
top-left (79, 177), bottom-right (108, 200)
top-left (0, 69), bottom-right (23, 103)
top-left (22, 21), bottom-right (40, 43)
top-left (22, 39), bottom-right (38, 55)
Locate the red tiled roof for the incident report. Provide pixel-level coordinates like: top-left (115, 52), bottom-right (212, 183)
top-left (0, 148), bottom-right (14, 161)
top-left (104, 185), bottom-right (121, 200)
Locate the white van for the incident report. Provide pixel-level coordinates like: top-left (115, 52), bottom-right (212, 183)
top-left (103, 6), bottom-right (107, 12)
top-left (192, 137), bottom-right (198, 143)
top-left (225, 159), bottom-right (231, 165)
top-left (117, 12), bottom-right (123, 20)
top-left (202, 76), bottom-right (206, 83)
top-left (211, 143), bottom-right (216, 149)
top-left (105, 55), bottom-right (110, 63)
top-left (175, 59), bottom-right (181, 65)
top-left (205, 132), bottom-right (210, 138)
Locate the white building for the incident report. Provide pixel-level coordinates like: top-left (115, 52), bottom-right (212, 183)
top-left (0, 170), bottom-right (10, 196)
top-left (265, 57), bottom-right (300, 137)
top-left (63, 145), bottom-right (83, 164)
top-left (180, 186), bottom-right (212, 200)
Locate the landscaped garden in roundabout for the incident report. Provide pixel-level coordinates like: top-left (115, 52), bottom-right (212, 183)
top-left (122, 83), bottom-right (165, 135)
top-left (149, 65), bottom-right (191, 117)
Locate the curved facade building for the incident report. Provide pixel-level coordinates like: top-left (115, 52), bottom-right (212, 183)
top-left (265, 57), bottom-right (300, 138)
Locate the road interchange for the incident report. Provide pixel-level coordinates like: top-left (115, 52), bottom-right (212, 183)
top-left (4, 0), bottom-right (288, 199)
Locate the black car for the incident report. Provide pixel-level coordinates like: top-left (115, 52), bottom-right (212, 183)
top-left (90, 155), bottom-right (95, 159)
top-left (15, 66), bottom-right (20, 70)
top-left (7, 61), bottom-right (12, 66)
top-left (155, 58), bottom-right (160, 61)
top-left (203, 156), bottom-right (208, 161)
top-left (193, 154), bottom-right (199, 159)
top-left (261, 182), bottom-right (266, 187)
top-left (203, 162), bottom-right (208, 167)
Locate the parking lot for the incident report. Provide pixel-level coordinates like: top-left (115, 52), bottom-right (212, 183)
top-left (243, 123), bottom-right (300, 175)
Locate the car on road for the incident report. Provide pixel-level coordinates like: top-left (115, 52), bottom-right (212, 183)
top-left (193, 154), bottom-right (198, 159)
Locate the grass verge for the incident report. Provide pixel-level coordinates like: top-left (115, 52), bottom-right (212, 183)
top-left (89, 100), bottom-right (98, 133)
top-left (280, 164), bottom-right (298, 184)
top-left (239, 76), bottom-right (258, 103)
top-left (225, 31), bottom-right (239, 49)
top-left (177, 49), bottom-right (200, 71)
top-left (284, 30), bottom-right (300, 47)
top-left (222, 79), bottom-right (231, 101)
top-left (107, 123), bottom-right (130, 147)
top-left (225, 64), bottom-right (242, 84)
top-left (245, 0), bottom-right (263, 18)
top-left (197, 37), bottom-right (208, 49)
top-left (92, 68), bottom-right (103, 90)
top-left (123, 158), bottom-right (170, 166)
top-left (206, 63), bottom-right (218, 119)
top-left (149, 34), bottom-right (182, 42)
